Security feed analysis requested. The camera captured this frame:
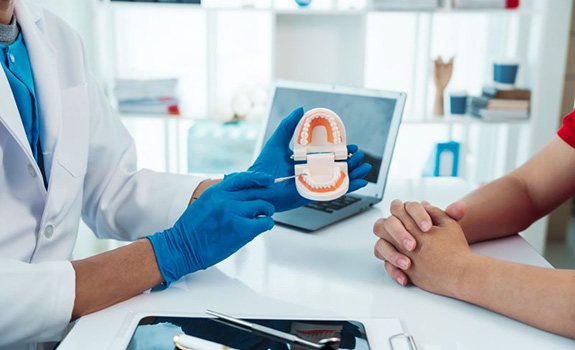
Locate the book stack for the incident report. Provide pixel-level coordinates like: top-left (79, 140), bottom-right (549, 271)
top-left (452, 0), bottom-right (520, 9)
top-left (111, 0), bottom-right (200, 3)
top-left (114, 78), bottom-right (181, 116)
top-left (468, 86), bottom-right (530, 122)
top-left (371, 0), bottom-right (439, 11)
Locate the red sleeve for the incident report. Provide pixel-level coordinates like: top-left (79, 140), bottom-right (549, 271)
top-left (557, 110), bottom-right (575, 148)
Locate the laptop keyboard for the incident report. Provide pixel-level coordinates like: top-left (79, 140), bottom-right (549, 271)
top-left (305, 195), bottom-right (361, 213)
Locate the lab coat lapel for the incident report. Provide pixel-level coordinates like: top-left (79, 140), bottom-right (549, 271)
top-left (0, 65), bottom-right (32, 158)
top-left (15, 1), bottom-right (61, 184)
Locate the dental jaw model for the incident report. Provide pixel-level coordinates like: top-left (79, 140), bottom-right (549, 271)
top-left (293, 108), bottom-right (349, 201)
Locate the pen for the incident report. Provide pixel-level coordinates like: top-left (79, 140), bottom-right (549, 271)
top-left (173, 333), bottom-right (236, 350)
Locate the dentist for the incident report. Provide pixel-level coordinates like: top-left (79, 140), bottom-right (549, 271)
top-left (0, 1), bottom-right (372, 349)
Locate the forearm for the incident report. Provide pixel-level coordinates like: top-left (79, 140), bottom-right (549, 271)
top-left (456, 254), bottom-right (575, 338)
top-left (457, 174), bottom-right (539, 243)
top-left (71, 239), bottom-right (162, 319)
top-left (458, 137), bottom-right (575, 243)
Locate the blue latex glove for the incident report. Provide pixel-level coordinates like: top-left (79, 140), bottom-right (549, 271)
top-left (147, 172), bottom-right (276, 284)
top-left (249, 107), bottom-right (373, 212)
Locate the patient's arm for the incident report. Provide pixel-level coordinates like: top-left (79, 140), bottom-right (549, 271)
top-left (458, 254), bottom-right (575, 338)
top-left (386, 205), bottom-right (575, 338)
top-left (454, 136), bottom-right (575, 243)
top-left (393, 136), bottom-right (575, 244)
top-left (374, 136), bottom-right (575, 287)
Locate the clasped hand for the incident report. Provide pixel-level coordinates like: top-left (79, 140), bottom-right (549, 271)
top-left (372, 200), bottom-right (473, 297)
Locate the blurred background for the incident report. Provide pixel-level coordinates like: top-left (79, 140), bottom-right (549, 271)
top-left (30, 0), bottom-right (575, 267)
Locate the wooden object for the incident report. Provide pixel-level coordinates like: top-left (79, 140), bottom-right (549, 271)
top-left (433, 56), bottom-right (454, 116)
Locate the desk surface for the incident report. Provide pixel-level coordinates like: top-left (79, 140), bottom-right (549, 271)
top-left (60, 178), bottom-right (574, 349)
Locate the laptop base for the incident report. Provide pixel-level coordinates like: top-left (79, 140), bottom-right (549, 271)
top-left (273, 195), bottom-right (380, 232)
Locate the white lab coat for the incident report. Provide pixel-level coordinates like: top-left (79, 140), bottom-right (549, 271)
top-left (0, 1), bottom-right (204, 349)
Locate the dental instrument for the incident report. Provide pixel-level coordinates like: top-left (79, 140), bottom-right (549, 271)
top-left (206, 310), bottom-right (341, 350)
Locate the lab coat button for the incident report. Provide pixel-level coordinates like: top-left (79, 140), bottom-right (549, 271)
top-left (44, 225), bottom-right (54, 239)
top-left (27, 164), bottom-right (36, 178)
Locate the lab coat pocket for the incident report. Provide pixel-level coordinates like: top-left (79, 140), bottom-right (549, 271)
top-left (56, 83), bottom-right (89, 178)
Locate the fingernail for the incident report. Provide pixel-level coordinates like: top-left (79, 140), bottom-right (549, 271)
top-left (403, 239), bottom-right (415, 251)
top-left (398, 257), bottom-right (410, 270)
top-left (420, 221), bottom-right (431, 232)
top-left (396, 276), bottom-right (406, 285)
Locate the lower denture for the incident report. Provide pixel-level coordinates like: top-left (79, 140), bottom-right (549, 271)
top-left (298, 170), bottom-right (346, 193)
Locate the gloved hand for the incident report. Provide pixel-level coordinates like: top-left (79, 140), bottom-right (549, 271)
top-left (249, 107), bottom-right (373, 212)
top-left (147, 172), bottom-right (276, 284)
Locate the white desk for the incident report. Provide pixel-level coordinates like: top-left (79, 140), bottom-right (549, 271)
top-left (59, 178), bottom-right (574, 349)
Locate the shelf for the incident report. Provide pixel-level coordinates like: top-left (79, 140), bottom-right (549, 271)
top-left (117, 112), bottom-right (530, 126)
top-left (105, 2), bottom-right (535, 16)
top-left (118, 112), bottom-right (196, 121)
top-left (402, 115), bottom-right (531, 125)
top-left (274, 9), bottom-right (365, 16)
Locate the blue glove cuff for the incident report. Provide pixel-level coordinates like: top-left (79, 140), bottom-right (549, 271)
top-left (146, 228), bottom-right (204, 284)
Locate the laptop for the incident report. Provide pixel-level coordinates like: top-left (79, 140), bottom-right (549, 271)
top-left (256, 81), bottom-right (406, 232)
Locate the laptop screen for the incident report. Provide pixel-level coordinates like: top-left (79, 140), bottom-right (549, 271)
top-left (264, 87), bottom-right (398, 184)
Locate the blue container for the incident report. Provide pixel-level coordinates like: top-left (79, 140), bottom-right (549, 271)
top-left (450, 94), bottom-right (467, 115)
top-left (295, 0), bottom-right (312, 7)
top-left (494, 63), bottom-right (519, 85)
top-left (422, 141), bottom-right (461, 177)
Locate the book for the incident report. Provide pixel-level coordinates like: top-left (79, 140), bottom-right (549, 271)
top-left (479, 109), bottom-right (529, 121)
top-left (452, 0), bottom-right (520, 9)
top-left (114, 78), bottom-right (179, 101)
top-left (118, 97), bottom-right (180, 115)
top-left (114, 78), bottom-right (181, 115)
top-left (371, 0), bottom-right (439, 10)
top-left (487, 99), bottom-right (530, 110)
top-left (482, 86), bottom-right (531, 100)
top-left (467, 92), bottom-right (530, 119)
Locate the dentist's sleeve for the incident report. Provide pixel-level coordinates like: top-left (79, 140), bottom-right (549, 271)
top-left (0, 259), bottom-right (75, 348)
top-left (81, 74), bottom-right (205, 241)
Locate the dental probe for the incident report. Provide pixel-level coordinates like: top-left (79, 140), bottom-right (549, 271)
top-left (274, 175), bottom-right (300, 183)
